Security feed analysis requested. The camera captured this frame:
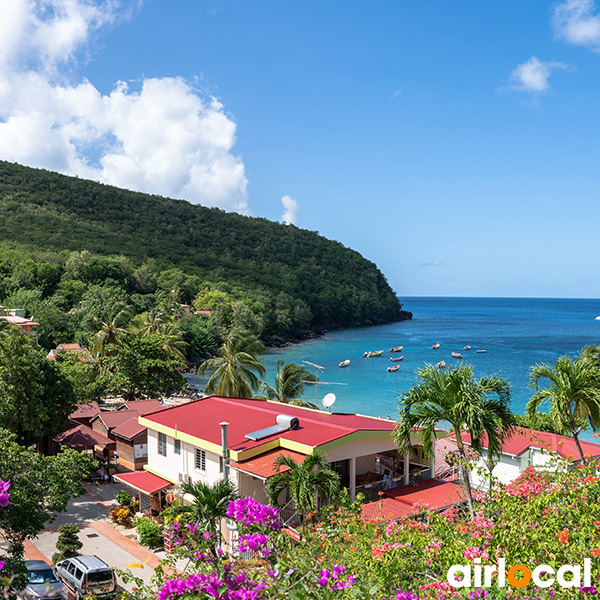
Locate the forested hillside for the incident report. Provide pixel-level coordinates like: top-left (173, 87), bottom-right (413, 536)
top-left (0, 161), bottom-right (409, 348)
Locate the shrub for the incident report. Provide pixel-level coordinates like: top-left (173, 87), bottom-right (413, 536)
top-left (52, 523), bottom-right (82, 564)
top-left (115, 490), bottom-right (132, 507)
top-left (110, 505), bottom-right (133, 527)
top-left (135, 516), bottom-right (163, 548)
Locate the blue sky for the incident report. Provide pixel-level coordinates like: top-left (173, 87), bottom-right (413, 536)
top-left (2, 1), bottom-right (600, 299)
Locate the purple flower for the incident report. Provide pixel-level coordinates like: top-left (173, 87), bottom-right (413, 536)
top-left (159, 571), bottom-right (268, 600)
top-left (237, 533), bottom-right (271, 558)
top-left (0, 561), bottom-right (5, 572)
top-left (394, 592), bottom-right (420, 600)
top-left (0, 479), bottom-right (11, 508)
top-left (315, 565), bottom-right (355, 590)
top-left (581, 587), bottom-right (599, 596)
top-left (469, 590), bottom-right (490, 599)
top-left (226, 498), bottom-right (282, 530)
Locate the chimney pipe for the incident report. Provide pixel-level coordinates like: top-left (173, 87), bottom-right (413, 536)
top-left (220, 422), bottom-right (229, 480)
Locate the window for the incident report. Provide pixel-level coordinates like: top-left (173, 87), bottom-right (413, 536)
top-left (158, 432), bottom-right (167, 457)
top-left (174, 439), bottom-right (181, 455)
top-left (195, 448), bottom-right (206, 472)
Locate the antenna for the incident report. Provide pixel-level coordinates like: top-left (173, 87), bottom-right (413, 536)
top-left (322, 393), bottom-right (336, 412)
top-left (301, 360), bottom-right (348, 406)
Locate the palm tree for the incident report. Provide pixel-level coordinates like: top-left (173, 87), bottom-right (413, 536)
top-left (394, 363), bottom-right (514, 518)
top-left (579, 345), bottom-right (600, 367)
top-left (266, 449), bottom-right (341, 514)
top-left (261, 360), bottom-right (317, 407)
top-left (527, 356), bottom-right (600, 464)
top-left (198, 329), bottom-right (266, 398)
top-left (90, 302), bottom-right (133, 358)
top-left (130, 310), bottom-right (188, 359)
top-left (161, 479), bottom-right (238, 543)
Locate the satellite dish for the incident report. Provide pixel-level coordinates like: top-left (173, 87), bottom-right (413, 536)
top-left (322, 393), bottom-right (336, 410)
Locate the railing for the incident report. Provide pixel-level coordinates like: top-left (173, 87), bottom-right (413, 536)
top-left (409, 466), bottom-right (432, 483)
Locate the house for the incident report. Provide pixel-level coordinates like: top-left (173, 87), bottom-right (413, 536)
top-left (114, 396), bottom-right (459, 518)
top-left (47, 343), bottom-right (90, 361)
top-left (446, 427), bottom-right (600, 486)
top-left (89, 399), bottom-right (165, 471)
top-left (69, 402), bottom-right (102, 428)
top-left (0, 306), bottom-right (39, 341)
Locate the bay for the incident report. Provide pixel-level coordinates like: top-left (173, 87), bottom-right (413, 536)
top-left (260, 297), bottom-right (600, 440)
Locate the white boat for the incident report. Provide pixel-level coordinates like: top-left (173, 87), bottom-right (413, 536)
top-left (476, 349), bottom-right (486, 353)
top-left (339, 359), bottom-right (350, 368)
top-left (596, 316), bottom-right (600, 320)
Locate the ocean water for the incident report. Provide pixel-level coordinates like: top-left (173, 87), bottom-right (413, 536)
top-left (258, 297), bottom-right (600, 439)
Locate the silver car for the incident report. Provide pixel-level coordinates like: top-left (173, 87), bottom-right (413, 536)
top-left (19, 560), bottom-right (68, 600)
top-left (55, 555), bottom-right (116, 600)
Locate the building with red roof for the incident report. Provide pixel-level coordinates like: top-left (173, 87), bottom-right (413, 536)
top-left (447, 426), bottom-right (600, 486)
top-left (125, 395), bottom-right (450, 516)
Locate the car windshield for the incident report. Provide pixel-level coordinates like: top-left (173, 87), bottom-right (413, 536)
top-left (87, 571), bottom-right (113, 583)
top-left (28, 569), bottom-right (59, 584)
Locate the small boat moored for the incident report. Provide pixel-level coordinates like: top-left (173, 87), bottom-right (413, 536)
top-left (464, 345), bottom-right (471, 350)
top-left (476, 349), bottom-right (486, 353)
top-left (387, 365), bottom-right (400, 372)
top-left (389, 356), bottom-right (404, 362)
top-left (389, 346), bottom-right (403, 353)
top-left (432, 343), bottom-right (441, 349)
top-left (436, 360), bottom-right (446, 368)
top-left (451, 352), bottom-right (463, 359)
top-left (363, 350), bottom-right (384, 358)
top-left (338, 359), bottom-right (350, 368)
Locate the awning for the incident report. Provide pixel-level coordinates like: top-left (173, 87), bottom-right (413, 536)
top-left (113, 471), bottom-right (173, 496)
top-left (230, 448), bottom-right (307, 481)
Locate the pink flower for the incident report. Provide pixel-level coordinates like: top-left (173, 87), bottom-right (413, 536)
top-left (0, 479), bottom-right (11, 508)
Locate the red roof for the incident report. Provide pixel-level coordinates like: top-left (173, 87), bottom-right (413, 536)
top-left (230, 448), bottom-right (307, 480)
top-left (53, 423), bottom-right (114, 448)
top-left (448, 426), bottom-right (600, 461)
top-left (70, 402), bottom-right (101, 420)
top-left (195, 309), bottom-right (212, 315)
top-left (361, 479), bottom-right (465, 520)
top-left (114, 471), bottom-right (173, 495)
top-left (118, 399), bottom-right (164, 415)
top-left (92, 410), bottom-right (141, 430)
top-left (141, 396), bottom-right (395, 452)
top-left (1, 315), bottom-right (39, 326)
top-left (112, 416), bottom-right (147, 441)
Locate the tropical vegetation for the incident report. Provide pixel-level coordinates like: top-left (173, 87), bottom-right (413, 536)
top-left (394, 364), bottom-right (515, 517)
top-left (0, 161), bottom-right (409, 346)
top-left (261, 359), bottom-right (317, 407)
top-left (527, 355), bottom-right (600, 464)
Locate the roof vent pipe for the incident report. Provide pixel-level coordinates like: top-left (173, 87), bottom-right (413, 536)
top-left (220, 422), bottom-right (229, 481)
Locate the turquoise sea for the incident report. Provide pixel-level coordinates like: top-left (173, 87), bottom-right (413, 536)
top-left (259, 297), bottom-right (600, 440)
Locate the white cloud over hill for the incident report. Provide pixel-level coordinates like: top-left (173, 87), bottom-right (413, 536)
top-left (0, 0), bottom-right (249, 213)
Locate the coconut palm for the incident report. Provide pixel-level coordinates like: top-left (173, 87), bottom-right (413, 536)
top-left (131, 310), bottom-right (188, 359)
top-left (198, 329), bottom-right (266, 398)
top-left (266, 448), bottom-right (341, 514)
top-left (162, 479), bottom-right (238, 543)
top-left (527, 356), bottom-right (600, 464)
top-left (394, 363), bottom-right (514, 518)
top-left (579, 345), bottom-right (600, 367)
top-left (90, 301), bottom-right (133, 357)
top-left (261, 360), bottom-right (317, 407)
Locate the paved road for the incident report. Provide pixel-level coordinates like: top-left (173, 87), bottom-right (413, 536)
top-left (24, 483), bottom-right (180, 592)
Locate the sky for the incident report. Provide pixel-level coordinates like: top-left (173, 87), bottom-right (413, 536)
top-left (2, 1), bottom-right (600, 299)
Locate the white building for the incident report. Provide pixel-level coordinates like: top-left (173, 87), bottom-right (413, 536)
top-left (446, 426), bottom-right (600, 487)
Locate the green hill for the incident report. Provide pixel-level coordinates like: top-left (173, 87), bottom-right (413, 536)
top-left (0, 161), bottom-right (409, 342)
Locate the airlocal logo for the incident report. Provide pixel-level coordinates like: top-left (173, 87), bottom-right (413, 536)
top-left (447, 558), bottom-right (592, 589)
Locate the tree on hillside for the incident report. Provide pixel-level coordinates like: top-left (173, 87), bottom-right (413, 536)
top-left (266, 449), bottom-right (341, 514)
top-left (261, 360), bottom-right (317, 407)
top-left (0, 330), bottom-right (76, 445)
top-left (0, 428), bottom-right (96, 571)
top-left (394, 364), bottom-right (514, 518)
top-left (90, 301), bottom-right (133, 357)
top-left (55, 351), bottom-right (108, 403)
top-left (527, 356), bottom-right (600, 464)
top-left (198, 329), bottom-right (266, 398)
top-left (104, 333), bottom-right (186, 401)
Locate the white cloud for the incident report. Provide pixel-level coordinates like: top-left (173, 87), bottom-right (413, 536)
top-left (390, 89), bottom-right (402, 100)
top-left (509, 56), bottom-right (570, 93)
top-left (0, 0), bottom-right (249, 213)
top-left (553, 0), bottom-right (600, 50)
top-left (419, 260), bottom-right (444, 267)
top-left (280, 195), bottom-right (299, 225)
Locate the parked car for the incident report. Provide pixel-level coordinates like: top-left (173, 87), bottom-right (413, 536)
top-left (54, 555), bottom-right (116, 600)
top-left (18, 560), bottom-right (68, 600)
